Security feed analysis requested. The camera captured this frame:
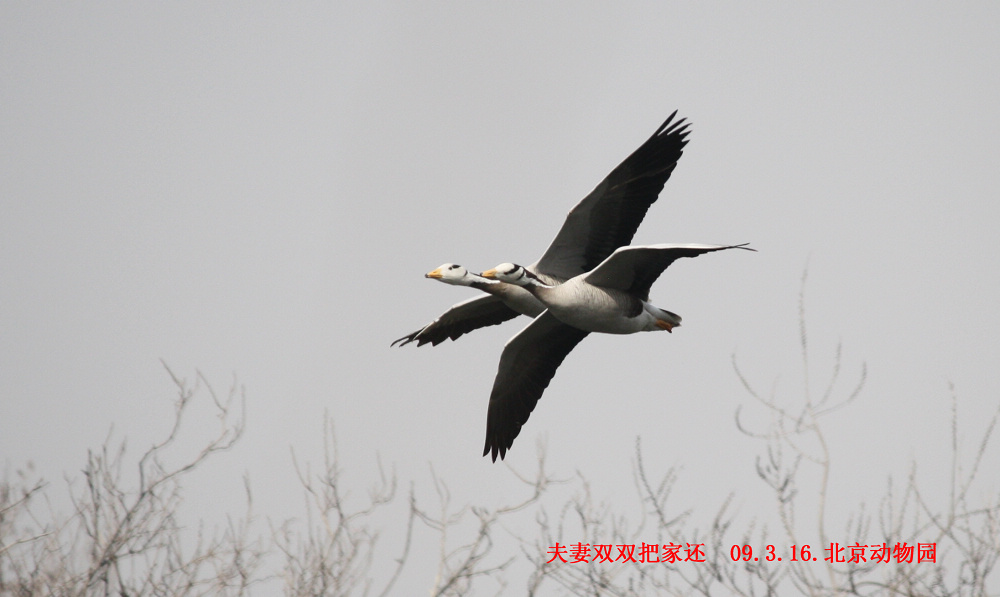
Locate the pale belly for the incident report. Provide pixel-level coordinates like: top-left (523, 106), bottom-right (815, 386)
top-left (543, 288), bottom-right (651, 334)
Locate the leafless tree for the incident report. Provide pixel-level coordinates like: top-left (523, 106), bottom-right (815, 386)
top-left (3, 277), bottom-right (998, 595)
top-left (274, 416), bottom-right (558, 596)
top-left (516, 271), bottom-right (1000, 595)
top-left (0, 364), bottom-right (262, 596)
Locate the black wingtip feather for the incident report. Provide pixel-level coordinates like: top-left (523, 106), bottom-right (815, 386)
top-left (483, 436), bottom-right (508, 462)
top-left (390, 333), bottom-right (417, 347)
top-left (653, 110), bottom-right (691, 143)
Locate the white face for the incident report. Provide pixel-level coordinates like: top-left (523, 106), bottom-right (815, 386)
top-left (491, 263), bottom-right (527, 285)
top-left (425, 263), bottom-right (473, 286)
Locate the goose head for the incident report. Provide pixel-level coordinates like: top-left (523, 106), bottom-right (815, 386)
top-left (426, 263), bottom-right (497, 287)
top-left (425, 263), bottom-right (474, 286)
top-left (482, 263), bottom-right (530, 285)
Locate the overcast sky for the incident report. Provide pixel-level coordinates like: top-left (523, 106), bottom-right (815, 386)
top-left (2, 2), bottom-right (999, 591)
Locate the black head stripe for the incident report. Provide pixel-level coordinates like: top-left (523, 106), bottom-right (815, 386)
top-left (501, 265), bottom-right (525, 280)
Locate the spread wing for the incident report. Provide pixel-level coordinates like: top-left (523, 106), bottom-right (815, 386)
top-left (583, 243), bottom-right (754, 299)
top-left (483, 311), bottom-right (590, 461)
top-left (392, 295), bottom-right (521, 347)
top-left (533, 112), bottom-right (691, 280)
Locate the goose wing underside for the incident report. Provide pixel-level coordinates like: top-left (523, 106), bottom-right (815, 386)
top-left (583, 243), bottom-right (752, 299)
top-left (533, 112), bottom-right (690, 280)
top-left (483, 311), bottom-right (590, 461)
top-left (392, 294), bottom-right (521, 347)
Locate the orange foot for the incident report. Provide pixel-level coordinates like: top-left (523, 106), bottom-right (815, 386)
top-left (655, 320), bottom-right (675, 332)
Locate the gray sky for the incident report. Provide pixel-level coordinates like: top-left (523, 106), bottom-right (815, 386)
top-left (2, 2), bottom-right (999, 590)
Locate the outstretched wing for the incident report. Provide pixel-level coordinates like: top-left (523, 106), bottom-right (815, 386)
top-left (392, 295), bottom-right (521, 347)
top-left (583, 243), bottom-right (754, 300)
top-left (483, 311), bottom-right (590, 461)
top-left (533, 112), bottom-right (691, 280)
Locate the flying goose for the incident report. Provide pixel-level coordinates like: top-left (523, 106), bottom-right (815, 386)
top-left (392, 112), bottom-right (691, 347)
top-left (479, 243), bottom-right (754, 461)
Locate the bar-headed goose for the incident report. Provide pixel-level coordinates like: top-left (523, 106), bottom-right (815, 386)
top-left (392, 112), bottom-right (691, 347)
top-left (479, 243), bottom-right (753, 461)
